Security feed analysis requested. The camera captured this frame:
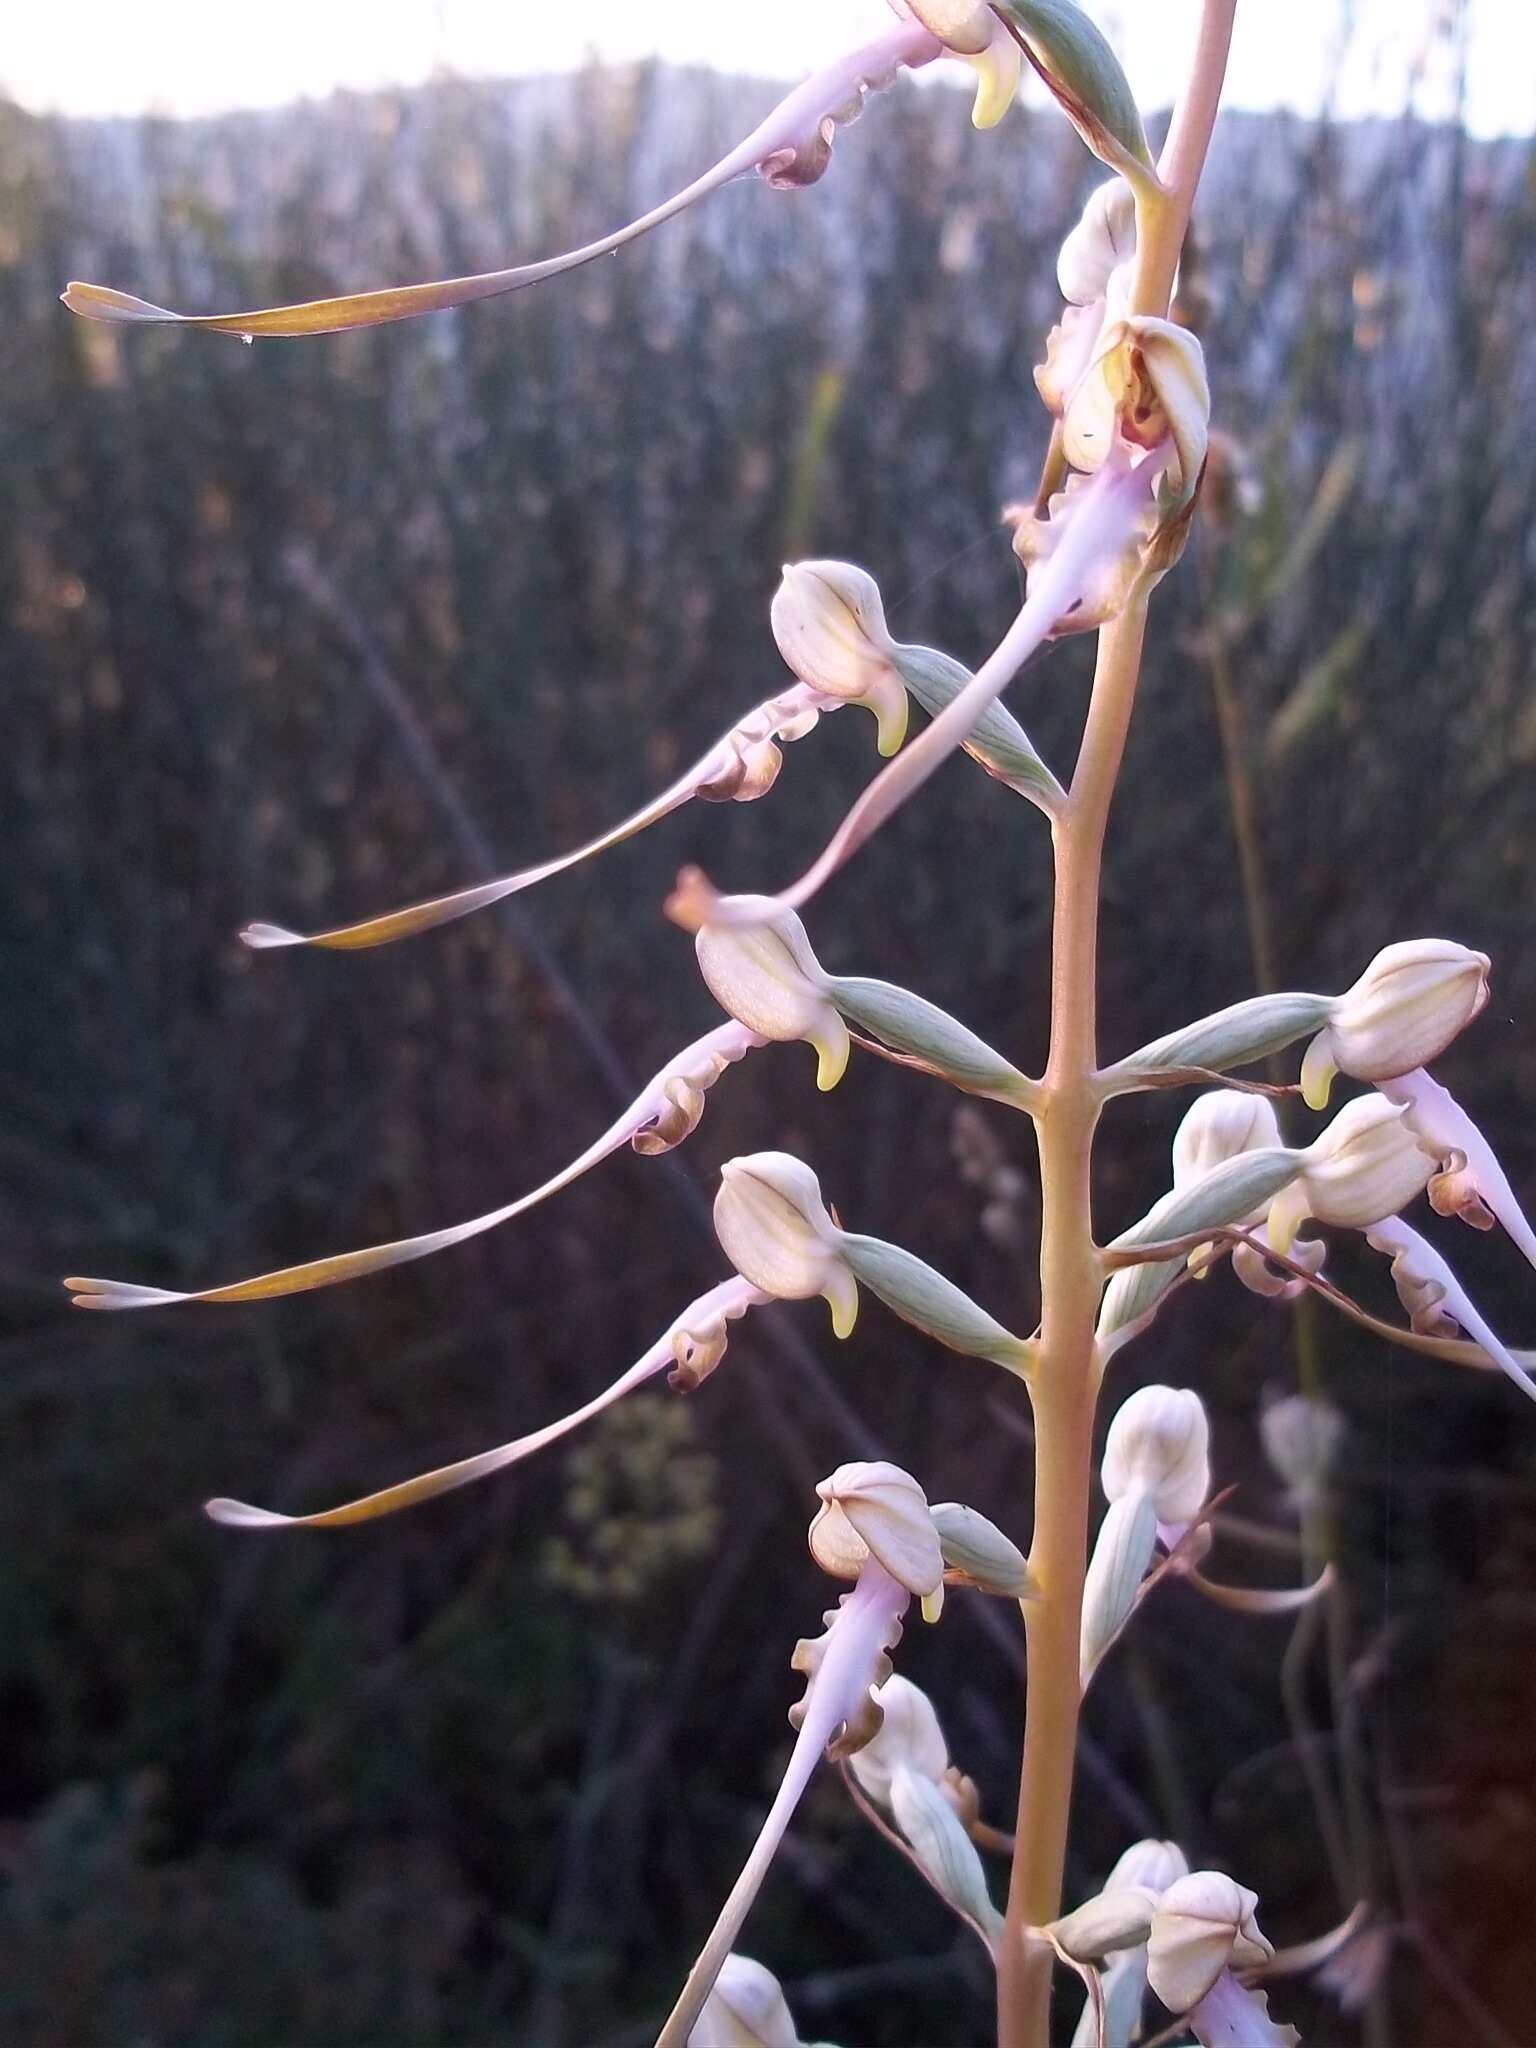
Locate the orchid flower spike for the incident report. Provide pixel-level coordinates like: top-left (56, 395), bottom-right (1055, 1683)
top-left (1265, 1093), bottom-right (1436, 1258)
top-left (68, 1020), bottom-right (760, 1311)
top-left (1299, 940), bottom-right (1490, 1109)
top-left (688, 1955), bottom-right (837, 2048)
top-left (1379, 1066), bottom-right (1536, 1275)
top-left (63, 23), bottom-right (943, 337)
top-left (1082, 1386), bottom-right (1209, 1684)
top-left (1147, 1874), bottom-right (1298, 2048)
top-left (1172, 1091), bottom-right (1325, 1297)
top-left (655, 1463), bottom-right (935, 2045)
top-left (205, 1275), bottom-right (767, 1530)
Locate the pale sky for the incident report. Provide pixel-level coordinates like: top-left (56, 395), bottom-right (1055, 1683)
top-left (2, 1), bottom-right (1531, 139)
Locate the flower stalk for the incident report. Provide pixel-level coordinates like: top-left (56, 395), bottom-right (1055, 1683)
top-left (998, 11), bottom-right (1237, 2043)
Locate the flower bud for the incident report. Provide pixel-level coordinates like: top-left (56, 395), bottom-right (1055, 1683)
top-left (808, 1460), bottom-right (945, 1597)
top-left (1173, 1092), bottom-right (1284, 1193)
top-left (691, 1954), bottom-right (800, 2048)
top-left (713, 1152), bottom-right (860, 1338)
top-left (889, 1766), bottom-right (1002, 1938)
top-left (1260, 1394), bottom-right (1344, 1513)
top-left (1300, 940), bottom-right (1490, 1109)
top-left (928, 1501), bottom-right (1035, 1597)
top-left (1146, 1872), bottom-right (1273, 2013)
top-left (694, 900), bottom-right (850, 1091)
top-left (1080, 1491), bottom-right (1158, 1685)
top-left (1106, 1837), bottom-right (1191, 1895)
top-left (1267, 1095), bottom-right (1435, 1253)
top-left (770, 561), bottom-right (909, 755)
top-left (848, 1673), bottom-right (949, 1807)
top-left (1049, 1885), bottom-right (1161, 1962)
top-left (1057, 178), bottom-right (1138, 306)
top-left (1102, 1386), bottom-right (1210, 1526)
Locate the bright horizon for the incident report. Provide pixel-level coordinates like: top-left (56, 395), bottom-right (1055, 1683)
top-left (2, 0), bottom-right (1532, 140)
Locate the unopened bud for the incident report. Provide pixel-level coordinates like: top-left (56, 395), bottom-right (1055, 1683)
top-left (1057, 177), bottom-right (1137, 305)
top-left (691, 1954), bottom-right (800, 2048)
top-left (1260, 1394), bottom-right (1344, 1512)
top-left (1146, 1872), bottom-right (1273, 2013)
top-left (1267, 1095), bottom-right (1435, 1253)
top-left (1080, 1491), bottom-right (1158, 1685)
top-left (695, 900), bottom-right (850, 1091)
top-left (1173, 1092), bottom-right (1284, 1192)
top-left (1301, 940), bottom-right (1490, 1109)
top-left (808, 1460), bottom-right (945, 1598)
top-left (1106, 1837), bottom-right (1191, 1895)
top-left (848, 1673), bottom-right (949, 1806)
top-left (1102, 1385), bottom-right (1210, 1526)
top-left (713, 1152), bottom-right (860, 1338)
top-left (770, 561), bottom-right (909, 755)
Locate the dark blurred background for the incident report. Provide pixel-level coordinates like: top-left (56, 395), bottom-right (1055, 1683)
top-left (2, 39), bottom-right (1535, 2048)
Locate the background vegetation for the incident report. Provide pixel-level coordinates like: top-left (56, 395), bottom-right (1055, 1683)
top-left (2, 49), bottom-right (1534, 2045)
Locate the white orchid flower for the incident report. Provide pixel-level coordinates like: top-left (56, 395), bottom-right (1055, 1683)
top-left (1299, 940), bottom-right (1490, 1108)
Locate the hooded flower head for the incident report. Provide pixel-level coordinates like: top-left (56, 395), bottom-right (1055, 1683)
top-left (1300, 940), bottom-right (1490, 1108)
top-left (1266, 1094), bottom-right (1435, 1254)
top-left (771, 561), bottom-right (910, 755)
top-left (712, 1152), bottom-right (860, 1337)
top-left (808, 1461), bottom-right (945, 1598)
top-left (691, 898), bottom-right (850, 1091)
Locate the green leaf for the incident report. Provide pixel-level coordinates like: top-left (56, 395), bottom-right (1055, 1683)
top-left (995, 0), bottom-right (1154, 174)
top-left (1103, 992), bottom-right (1335, 1090)
top-left (892, 644), bottom-right (1064, 809)
top-left (828, 975), bottom-right (1035, 1103)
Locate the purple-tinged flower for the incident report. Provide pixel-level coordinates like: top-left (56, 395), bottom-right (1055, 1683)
top-left (66, 1020), bottom-right (761, 1310)
top-left (1147, 1874), bottom-right (1298, 2048)
top-left (62, 24), bottom-right (944, 338)
top-left (1365, 1214), bottom-right (1536, 1404)
top-left (204, 1275), bottom-right (767, 1530)
top-left (655, 1462), bottom-right (941, 2045)
top-left (1379, 1065), bottom-right (1536, 1273)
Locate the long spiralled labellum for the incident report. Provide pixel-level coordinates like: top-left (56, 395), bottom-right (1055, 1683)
top-left (62, 25), bottom-right (943, 338)
top-left (1364, 1214), bottom-right (1536, 1405)
top-left (241, 687), bottom-right (828, 951)
top-left (1380, 1068), bottom-right (1536, 1274)
top-left (66, 1020), bottom-right (760, 1309)
top-left (206, 1277), bottom-right (766, 1530)
top-left (654, 1562), bottom-right (911, 2047)
top-left (697, 450), bottom-right (1161, 928)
